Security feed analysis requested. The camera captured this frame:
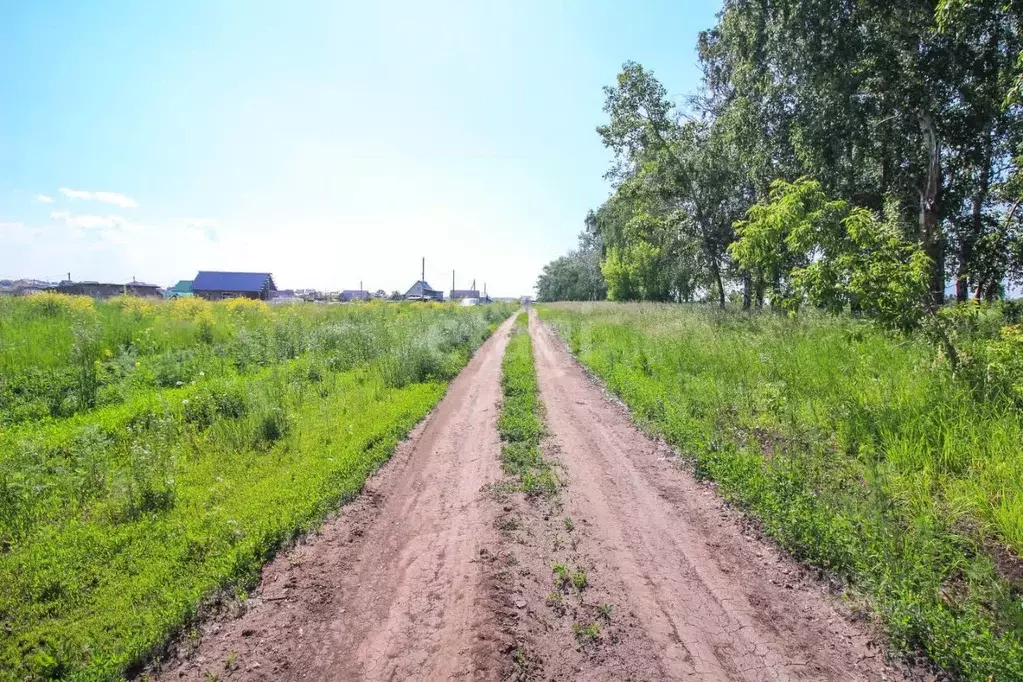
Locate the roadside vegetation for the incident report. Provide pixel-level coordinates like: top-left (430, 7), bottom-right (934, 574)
top-left (539, 302), bottom-right (1023, 680)
top-left (0, 293), bottom-right (512, 681)
top-left (531, 3), bottom-right (1023, 676)
top-left (497, 314), bottom-right (557, 499)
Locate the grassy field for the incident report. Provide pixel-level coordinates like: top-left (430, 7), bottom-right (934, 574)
top-left (498, 314), bottom-right (556, 499)
top-left (538, 302), bottom-right (1023, 681)
top-left (0, 294), bottom-right (512, 681)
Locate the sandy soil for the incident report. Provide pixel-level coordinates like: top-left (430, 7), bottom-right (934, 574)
top-left (148, 310), bottom-right (922, 682)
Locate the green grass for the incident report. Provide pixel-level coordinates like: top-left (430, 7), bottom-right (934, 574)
top-left (0, 295), bottom-right (513, 681)
top-left (497, 314), bottom-right (557, 499)
top-left (539, 301), bottom-right (1023, 681)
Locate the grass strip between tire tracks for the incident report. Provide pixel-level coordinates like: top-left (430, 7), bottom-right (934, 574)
top-left (498, 314), bottom-right (558, 500)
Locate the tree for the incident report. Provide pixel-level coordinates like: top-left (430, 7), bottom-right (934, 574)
top-left (700, 0), bottom-right (1023, 306)
top-left (539, 0), bottom-right (1023, 313)
top-left (730, 178), bottom-right (931, 330)
top-left (593, 62), bottom-right (742, 306)
top-left (535, 218), bottom-right (607, 302)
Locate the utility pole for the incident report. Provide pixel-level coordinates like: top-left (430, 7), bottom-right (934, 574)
top-left (421, 257), bottom-right (425, 282)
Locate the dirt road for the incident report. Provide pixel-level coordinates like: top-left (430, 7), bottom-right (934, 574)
top-left (526, 310), bottom-right (901, 681)
top-left (154, 316), bottom-right (516, 681)
top-left (153, 312), bottom-right (909, 681)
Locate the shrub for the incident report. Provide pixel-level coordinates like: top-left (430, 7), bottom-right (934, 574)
top-left (252, 405), bottom-right (292, 448)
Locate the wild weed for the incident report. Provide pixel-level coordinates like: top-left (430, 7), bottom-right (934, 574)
top-left (0, 298), bottom-right (515, 680)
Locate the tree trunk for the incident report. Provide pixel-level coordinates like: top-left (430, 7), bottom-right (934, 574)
top-left (919, 113), bottom-right (944, 308)
top-left (960, 130), bottom-right (992, 303)
top-left (709, 257), bottom-right (726, 308)
top-left (742, 271), bottom-right (752, 310)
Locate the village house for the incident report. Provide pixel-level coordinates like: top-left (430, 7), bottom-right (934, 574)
top-left (403, 280), bottom-right (444, 301)
top-left (191, 271), bottom-right (277, 301)
top-left (449, 288), bottom-right (480, 302)
top-left (49, 279), bottom-right (163, 299)
top-left (341, 289), bottom-right (370, 302)
top-left (165, 280), bottom-right (194, 298)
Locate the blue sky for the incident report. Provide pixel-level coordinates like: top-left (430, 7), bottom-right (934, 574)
top-left (0, 0), bottom-right (719, 296)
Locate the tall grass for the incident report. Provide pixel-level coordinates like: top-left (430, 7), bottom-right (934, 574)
top-left (0, 296), bottom-right (513, 681)
top-left (539, 302), bottom-right (1023, 681)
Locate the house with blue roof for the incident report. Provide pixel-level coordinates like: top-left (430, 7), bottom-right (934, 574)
top-left (191, 271), bottom-right (277, 301)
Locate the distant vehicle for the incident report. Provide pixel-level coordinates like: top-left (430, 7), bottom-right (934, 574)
top-left (460, 297), bottom-right (480, 306)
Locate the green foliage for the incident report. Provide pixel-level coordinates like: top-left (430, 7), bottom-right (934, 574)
top-left (571, 621), bottom-right (600, 642)
top-left (730, 178), bottom-right (931, 331)
top-left (601, 240), bottom-right (666, 302)
top-left (551, 563), bottom-right (571, 591)
top-left (542, 0), bottom-right (1023, 309)
top-left (540, 302), bottom-right (1023, 681)
top-left (0, 297), bottom-right (514, 681)
top-left (535, 220), bottom-right (607, 302)
top-left (497, 315), bottom-right (558, 499)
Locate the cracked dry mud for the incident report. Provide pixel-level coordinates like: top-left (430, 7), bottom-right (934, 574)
top-left (150, 312), bottom-right (916, 681)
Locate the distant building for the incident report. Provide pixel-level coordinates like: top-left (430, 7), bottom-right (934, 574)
top-left (270, 293), bottom-right (304, 304)
top-left (404, 280), bottom-right (444, 301)
top-left (341, 289), bottom-right (370, 302)
top-left (192, 271), bottom-right (276, 300)
top-left (449, 289), bottom-right (480, 302)
top-left (165, 280), bottom-right (194, 298)
top-left (49, 279), bottom-right (162, 299)
top-left (0, 279), bottom-right (54, 296)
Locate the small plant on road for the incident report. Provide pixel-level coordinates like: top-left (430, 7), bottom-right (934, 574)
top-left (563, 517), bottom-right (574, 532)
top-left (597, 603), bottom-right (614, 622)
top-left (545, 591), bottom-right (566, 615)
top-left (571, 568), bottom-right (588, 592)
top-left (552, 563), bottom-right (571, 590)
top-left (572, 621), bottom-right (601, 643)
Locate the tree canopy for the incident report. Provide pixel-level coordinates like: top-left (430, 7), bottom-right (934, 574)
top-left (537, 0), bottom-right (1023, 321)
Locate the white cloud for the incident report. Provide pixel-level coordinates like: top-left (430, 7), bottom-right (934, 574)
top-left (50, 210), bottom-right (129, 230)
top-left (174, 217), bottom-right (219, 229)
top-left (0, 221), bottom-right (36, 246)
top-left (58, 187), bottom-right (138, 208)
top-left (34, 194), bottom-right (54, 203)
top-left (171, 217), bottom-right (219, 241)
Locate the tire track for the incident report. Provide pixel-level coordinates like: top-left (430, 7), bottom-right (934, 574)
top-left (527, 309), bottom-right (907, 682)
